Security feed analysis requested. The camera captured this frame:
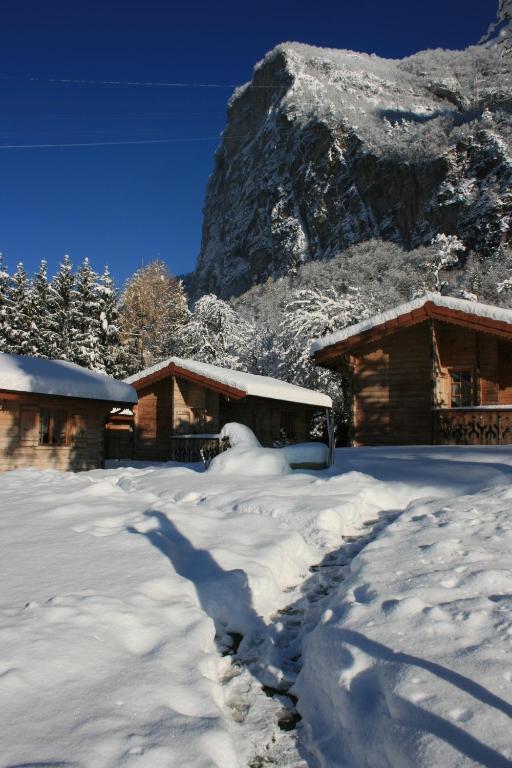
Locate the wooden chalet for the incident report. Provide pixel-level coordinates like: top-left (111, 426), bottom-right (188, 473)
top-left (0, 352), bottom-right (137, 472)
top-left (109, 357), bottom-right (332, 462)
top-left (312, 293), bottom-right (512, 447)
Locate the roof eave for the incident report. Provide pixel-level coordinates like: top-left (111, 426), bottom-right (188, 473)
top-left (314, 301), bottom-right (512, 366)
top-left (129, 362), bottom-right (248, 400)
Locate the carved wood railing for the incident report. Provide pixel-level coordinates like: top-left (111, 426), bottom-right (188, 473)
top-left (433, 408), bottom-right (512, 445)
top-left (170, 435), bottom-right (222, 464)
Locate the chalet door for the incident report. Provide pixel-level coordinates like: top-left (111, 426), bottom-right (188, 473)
top-left (105, 428), bottom-right (134, 460)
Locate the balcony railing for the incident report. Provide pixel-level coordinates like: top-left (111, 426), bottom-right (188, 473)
top-left (433, 407), bottom-right (512, 445)
top-left (170, 434), bottom-right (222, 464)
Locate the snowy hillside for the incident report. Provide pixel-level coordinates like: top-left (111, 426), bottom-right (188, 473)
top-left (192, 41), bottom-right (512, 298)
top-left (2, 447), bottom-right (512, 767)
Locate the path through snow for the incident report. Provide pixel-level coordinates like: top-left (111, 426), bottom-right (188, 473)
top-left (2, 447), bottom-right (512, 766)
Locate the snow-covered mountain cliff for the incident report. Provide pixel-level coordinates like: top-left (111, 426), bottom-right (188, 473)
top-left (192, 42), bottom-right (512, 298)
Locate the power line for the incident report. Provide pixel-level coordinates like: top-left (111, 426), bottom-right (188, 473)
top-left (0, 74), bottom-right (286, 90)
top-left (0, 136), bottom-right (220, 149)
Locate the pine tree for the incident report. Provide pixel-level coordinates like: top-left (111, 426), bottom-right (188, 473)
top-left (0, 254), bottom-right (9, 352)
top-left (50, 255), bottom-right (77, 360)
top-left (72, 258), bottom-right (102, 370)
top-left (29, 260), bottom-right (58, 358)
top-left (97, 266), bottom-right (131, 377)
top-left (6, 263), bottom-right (33, 355)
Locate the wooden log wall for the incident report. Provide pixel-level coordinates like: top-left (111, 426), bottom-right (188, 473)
top-left (498, 340), bottom-right (512, 405)
top-left (172, 377), bottom-right (219, 434)
top-left (223, 396), bottom-right (314, 446)
top-left (134, 377), bottom-right (173, 461)
top-left (352, 323), bottom-right (432, 445)
top-left (0, 391), bottom-right (109, 472)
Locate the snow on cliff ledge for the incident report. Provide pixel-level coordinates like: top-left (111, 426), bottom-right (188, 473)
top-left (0, 352), bottom-right (137, 403)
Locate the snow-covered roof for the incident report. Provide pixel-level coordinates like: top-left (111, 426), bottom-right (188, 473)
top-left (126, 357), bottom-right (332, 409)
top-left (311, 293), bottom-right (512, 355)
top-left (0, 353), bottom-right (137, 404)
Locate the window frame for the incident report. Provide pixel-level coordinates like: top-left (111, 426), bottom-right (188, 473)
top-left (448, 367), bottom-right (474, 408)
top-left (38, 407), bottom-right (72, 447)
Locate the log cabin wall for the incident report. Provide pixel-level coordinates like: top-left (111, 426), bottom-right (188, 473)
top-left (498, 340), bottom-right (512, 405)
top-left (222, 396), bottom-right (313, 446)
top-left (351, 323), bottom-right (432, 445)
top-left (134, 377), bottom-right (173, 460)
top-left (433, 322), bottom-right (508, 407)
top-left (0, 391), bottom-right (109, 472)
top-left (172, 377), bottom-right (219, 434)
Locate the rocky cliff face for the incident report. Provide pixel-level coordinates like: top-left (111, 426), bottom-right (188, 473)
top-left (193, 42), bottom-right (512, 299)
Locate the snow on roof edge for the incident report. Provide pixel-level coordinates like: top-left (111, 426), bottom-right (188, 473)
top-left (311, 293), bottom-right (512, 355)
top-left (0, 353), bottom-right (137, 404)
top-left (126, 357), bottom-right (332, 409)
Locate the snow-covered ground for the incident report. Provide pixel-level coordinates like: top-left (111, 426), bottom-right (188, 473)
top-left (1, 446), bottom-right (512, 767)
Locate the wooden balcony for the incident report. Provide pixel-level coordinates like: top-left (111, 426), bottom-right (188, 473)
top-left (433, 407), bottom-right (512, 445)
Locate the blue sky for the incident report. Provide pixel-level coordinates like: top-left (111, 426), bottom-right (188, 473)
top-left (0, 0), bottom-right (498, 286)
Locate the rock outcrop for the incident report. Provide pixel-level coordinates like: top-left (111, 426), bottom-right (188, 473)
top-left (192, 42), bottom-right (512, 299)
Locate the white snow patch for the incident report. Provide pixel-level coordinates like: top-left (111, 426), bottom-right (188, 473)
top-left (3, 446), bottom-right (512, 765)
top-left (0, 352), bottom-right (137, 403)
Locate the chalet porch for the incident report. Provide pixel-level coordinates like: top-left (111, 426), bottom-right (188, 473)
top-left (433, 407), bottom-right (512, 446)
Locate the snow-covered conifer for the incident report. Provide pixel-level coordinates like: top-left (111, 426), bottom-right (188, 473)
top-left (97, 266), bottom-right (131, 377)
top-left (29, 260), bottom-right (58, 358)
top-left (50, 255), bottom-right (77, 361)
top-left (6, 263), bottom-right (33, 355)
top-left (72, 258), bottom-right (102, 370)
top-left (0, 254), bottom-right (9, 352)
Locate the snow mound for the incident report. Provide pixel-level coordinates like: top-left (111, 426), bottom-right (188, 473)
top-left (281, 442), bottom-right (328, 466)
top-left (208, 445), bottom-right (291, 476)
top-left (220, 422), bottom-right (261, 447)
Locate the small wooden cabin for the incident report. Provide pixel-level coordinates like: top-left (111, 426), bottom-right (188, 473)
top-left (312, 293), bottom-right (512, 446)
top-left (0, 352), bottom-right (137, 471)
top-left (110, 357), bottom-right (332, 462)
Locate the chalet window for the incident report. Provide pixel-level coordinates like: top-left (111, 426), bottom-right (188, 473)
top-left (450, 370), bottom-right (473, 408)
top-left (39, 409), bottom-right (70, 446)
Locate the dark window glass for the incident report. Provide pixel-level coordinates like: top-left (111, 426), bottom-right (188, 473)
top-left (52, 410), bottom-right (67, 445)
top-left (38, 409), bottom-right (69, 446)
top-left (39, 409), bottom-right (51, 445)
top-left (451, 370), bottom-right (473, 407)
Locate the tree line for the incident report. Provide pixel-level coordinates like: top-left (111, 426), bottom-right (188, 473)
top-left (1, 235), bottom-right (511, 437)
